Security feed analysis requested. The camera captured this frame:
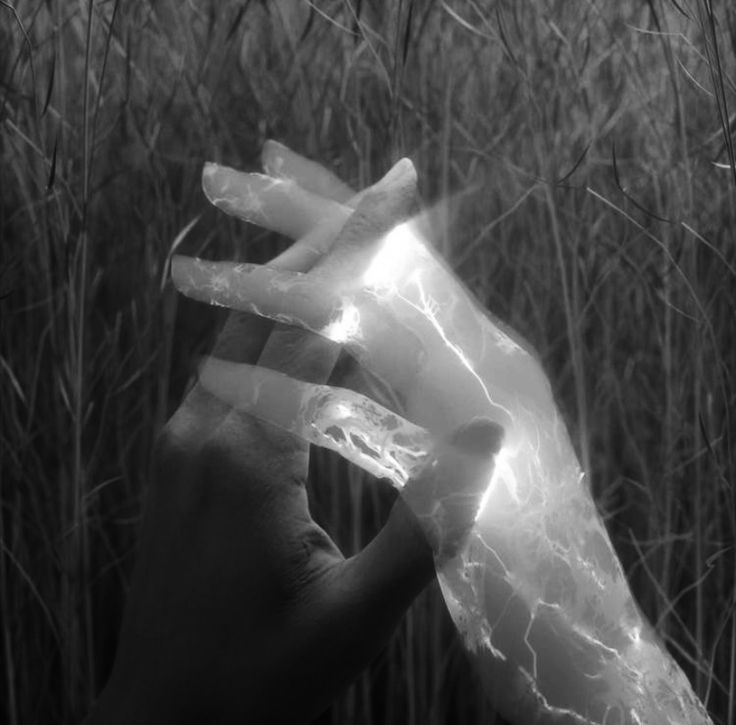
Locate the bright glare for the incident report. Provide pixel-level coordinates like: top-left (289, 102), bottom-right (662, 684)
top-left (322, 302), bottom-right (361, 343)
top-left (474, 444), bottom-right (523, 523)
top-left (363, 222), bottom-right (425, 290)
top-left (630, 626), bottom-right (641, 648)
top-left (474, 470), bottom-right (497, 523)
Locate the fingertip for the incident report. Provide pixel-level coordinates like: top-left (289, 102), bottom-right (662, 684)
top-left (263, 138), bottom-right (287, 154)
top-left (262, 141), bottom-right (356, 204)
top-left (202, 161), bottom-right (221, 192)
top-left (202, 160), bottom-right (219, 178)
top-left (393, 157), bottom-right (418, 184)
top-left (376, 157), bottom-right (417, 191)
top-left (201, 161), bottom-right (234, 206)
top-left (450, 418), bottom-right (505, 457)
top-left (170, 255), bottom-right (215, 300)
top-left (358, 157), bottom-right (418, 222)
top-left (261, 139), bottom-right (288, 176)
top-left (170, 253), bottom-right (192, 286)
top-left (348, 158), bottom-right (418, 227)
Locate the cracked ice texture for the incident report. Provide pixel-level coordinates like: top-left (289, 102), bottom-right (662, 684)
top-left (196, 357), bottom-right (435, 486)
top-left (174, 204), bottom-right (711, 725)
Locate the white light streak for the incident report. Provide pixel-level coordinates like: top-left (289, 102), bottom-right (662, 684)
top-left (322, 302), bottom-right (361, 343)
top-left (378, 227), bottom-right (516, 430)
top-left (363, 222), bottom-right (425, 290)
top-left (475, 445), bottom-right (522, 522)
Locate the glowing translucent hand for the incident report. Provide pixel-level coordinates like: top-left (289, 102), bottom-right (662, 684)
top-left (173, 143), bottom-right (712, 725)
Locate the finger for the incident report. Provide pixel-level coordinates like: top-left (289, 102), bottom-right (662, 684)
top-left (261, 158), bottom-right (419, 407)
top-left (203, 214), bottom-right (431, 375)
top-left (255, 144), bottom-right (358, 391)
top-left (267, 205), bottom-right (352, 272)
top-left (171, 255), bottom-right (426, 390)
top-left (257, 140), bottom-right (364, 412)
top-left (171, 256), bottom-right (338, 334)
top-left (197, 357), bottom-right (434, 486)
top-left (257, 156), bottom-right (417, 275)
top-left (205, 167), bottom-right (353, 367)
top-left (189, 157), bottom-right (419, 396)
top-left (312, 157), bottom-right (418, 278)
top-left (202, 162), bottom-right (348, 241)
top-left (262, 140), bottom-right (356, 204)
top-left (199, 152), bottom-right (354, 387)
top-left (257, 325), bottom-right (340, 389)
top-left (265, 157), bottom-right (417, 275)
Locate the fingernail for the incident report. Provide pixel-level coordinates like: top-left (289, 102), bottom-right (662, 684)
top-left (202, 161), bottom-right (226, 185)
top-left (202, 164), bottom-right (276, 221)
top-left (202, 161), bottom-right (229, 201)
top-left (263, 139), bottom-right (288, 157)
top-left (265, 138), bottom-right (286, 149)
top-left (203, 160), bottom-right (220, 176)
top-left (262, 140), bottom-right (287, 176)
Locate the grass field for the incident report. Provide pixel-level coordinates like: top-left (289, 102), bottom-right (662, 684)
top-left (1, 1), bottom-right (734, 723)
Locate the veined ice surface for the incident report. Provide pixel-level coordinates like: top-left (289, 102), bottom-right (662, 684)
top-left (173, 199), bottom-right (712, 725)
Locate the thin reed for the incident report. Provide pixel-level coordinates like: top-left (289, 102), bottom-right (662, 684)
top-left (1, 1), bottom-right (734, 724)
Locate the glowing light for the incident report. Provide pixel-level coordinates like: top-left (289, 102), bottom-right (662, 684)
top-left (328, 401), bottom-right (353, 420)
top-left (363, 222), bottom-right (426, 290)
top-left (474, 473), bottom-right (496, 523)
top-left (322, 302), bottom-right (361, 343)
top-left (474, 444), bottom-right (522, 523)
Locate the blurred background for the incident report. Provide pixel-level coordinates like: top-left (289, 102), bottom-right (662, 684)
top-left (1, 1), bottom-right (734, 723)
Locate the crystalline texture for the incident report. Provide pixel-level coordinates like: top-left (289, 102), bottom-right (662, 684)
top-left (174, 197), bottom-right (712, 725)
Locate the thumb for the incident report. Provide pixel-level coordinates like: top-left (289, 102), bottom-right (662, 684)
top-left (308, 418), bottom-right (504, 687)
top-left (402, 418), bottom-right (504, 563)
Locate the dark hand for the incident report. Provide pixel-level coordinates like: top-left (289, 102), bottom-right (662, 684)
top-left (85, 145), bottom-right (438, 725)
top-left (85, 143), bottom-right (498, 724)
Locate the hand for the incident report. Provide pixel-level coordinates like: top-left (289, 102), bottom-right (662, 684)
top-left (84, 143), bottom-right (499, 725)
top-left (173, 145), bottom-right (715, 725)
top-left (165, 143), bottom-right (713, 725)
top-left (172, 148), bottom-right (553, 444)
top-left (174, 143), bottom-right (507, 556)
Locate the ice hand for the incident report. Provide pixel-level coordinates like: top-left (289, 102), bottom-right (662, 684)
top-left (173, 142), bottom-right (714, 725)
top-left (182, 153), bottom-right (519, 443)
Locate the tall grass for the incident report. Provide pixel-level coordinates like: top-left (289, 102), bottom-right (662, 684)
top-left (1, 1), bottom-right (734, 723)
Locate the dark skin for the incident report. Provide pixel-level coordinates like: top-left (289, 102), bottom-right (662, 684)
top-left (84, 151), bottom-right (500, 724)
